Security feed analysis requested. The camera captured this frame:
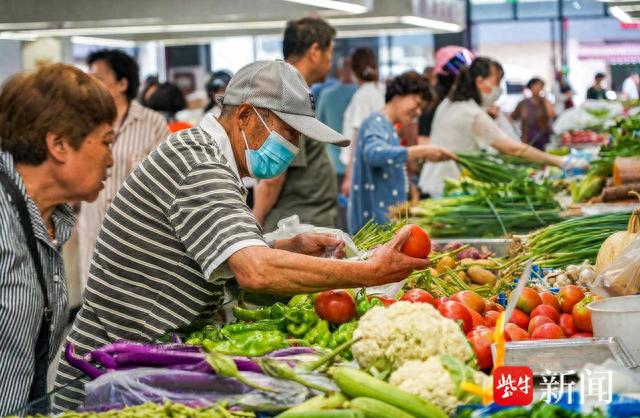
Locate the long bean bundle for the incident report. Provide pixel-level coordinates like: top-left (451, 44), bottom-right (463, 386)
top-left (405, 180), bottom-right (562, 238)
top-left (352, 219), bottom-right (405, 252)
top-left (525, 212), bottom-right (631, 267)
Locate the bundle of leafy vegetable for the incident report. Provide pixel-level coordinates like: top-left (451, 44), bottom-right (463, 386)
top-left (456, 152), bottom-right (539, 184)
top-left (573, 114), bottom-right (640, 202)
top-left (523, 211), bottom-right (631, 268)
top-left (406, 179), bottom-right (562, 238)
top-left (591, 115), bottom-right (640, 177)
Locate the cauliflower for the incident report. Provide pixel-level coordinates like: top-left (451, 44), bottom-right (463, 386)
top-left (389, 355), bottom-right (491, 414)
top-left (352, 301), bottom-right (473, 372)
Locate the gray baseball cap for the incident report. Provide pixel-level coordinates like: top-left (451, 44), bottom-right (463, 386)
top-left (217, 60), bottom-right (350, 147)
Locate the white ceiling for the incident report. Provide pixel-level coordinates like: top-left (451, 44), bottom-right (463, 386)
top-left (1, 0), bottom-right (466, 43)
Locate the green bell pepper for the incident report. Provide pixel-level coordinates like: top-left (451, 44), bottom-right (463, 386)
top-left (232, 305), bottom-right (273, 321)
top-left (328, 321), bottom-right (357, 355)
top-left (285, 307), bottom-right (318, 337)
top-left (270, 302), bottom-right (288, 319)
top-left (356, 295), bottom-right (383, 317)
top-left (288, 294), bottom-right (313, 308)
top-left (202, 330), bottom-right (292, 357)
top-left (303, 320), bottom-right (331, 347)
top-left (222, 318), bottom-right (286, 336)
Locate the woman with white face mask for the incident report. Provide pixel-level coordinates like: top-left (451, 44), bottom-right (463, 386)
top-left (418, 57), bottom-right (565, 198)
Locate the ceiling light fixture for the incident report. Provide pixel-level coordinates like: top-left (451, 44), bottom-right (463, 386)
top-left (71, 36), bottom-right (136, 48)
top-left (399, 16), bottom-right (462, 32)
top-left (279, 0), bottom-right (369, 14)
top-left (0, 13), bottom-right (461, 40)
top-left (610, 6), bottom-right (635, 23)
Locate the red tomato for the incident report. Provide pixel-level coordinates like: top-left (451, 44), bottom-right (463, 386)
top-left (530, 304), bottom-right (560, 324)
top-left (558, 285), bottom-right (585, 314)
top-left (572, 297), bottom-right (593, 333)
top-left (539, 291), bottom-right (561, 312)
top-left (434, 297), bottom-right (449, 308)
top-left (516, 288), bottom-right (542, 315)
top-left (467, 327), bottom-right (494, 370)
top-left (559, 313), bottom-right (577, 336)
top-left (528, 316), bottom-right (554, 336)
top-left (468, 308), bottom-right (487, 328)
top-left (508, 308), bottom-right (530, 330)
top-left (531, 323), bottom-right (564, 340)
top-left (400, 289), bottom-right (435, 306)
top-left (484, 310), bottom-right (500, 327)
top-left (451, 291), bottom-right (486, 314)
top-left (368, 295), bottom-right (396, 306)
top-left (400, 225), bottom-right (432, 259)
top-left (570, 333), bottom-right (594, 338)
top-left (438, 301), bottom-right (473, 334)
top-left (314, 290), bottom-right (356, 324)
top-left (505, 323), bottom-right (529, 341)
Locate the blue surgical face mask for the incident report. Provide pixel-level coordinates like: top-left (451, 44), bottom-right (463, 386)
top-left (241, 107), bottom-right (299, 179)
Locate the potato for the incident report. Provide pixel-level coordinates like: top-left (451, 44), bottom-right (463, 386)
top-left (461, 258), bottom-right (498, 269)
top-left (467, 266), bottom-right (497, 285)
top-left (436, 255), bottom-right (457, 274)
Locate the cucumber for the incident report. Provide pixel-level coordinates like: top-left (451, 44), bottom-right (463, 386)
top-left (275, 410), bottom-right (364, 418)
top-left (277, 393), bottom-right (348, 417)
top-left (349, 397), bottom-right (415, 418)
top-left (330, 367), bottom-right (448, 418)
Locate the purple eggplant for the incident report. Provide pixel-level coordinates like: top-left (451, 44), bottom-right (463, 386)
top-left (65, 343), bottom-right (105, 379)
top-left (171, 334), bottom-right (183, 344)
top-left (168, 358), bottom-right (263, 374)
top-left (113, 350), bottom-right (204, 368)
top-left (90, 350), bottom-right (117, 370)
top-left (93, 341), bottom-right (201, 356)
top-left (267, 347), bottom-right (316, 357)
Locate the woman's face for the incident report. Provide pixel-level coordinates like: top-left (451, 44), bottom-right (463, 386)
top-left (530, 81), bottom-right (545, 97)
top-left (476, 66), bottom-right (501, 95)
top-left (90, 60), bottom-right (128, 102)
top-left (395, 94), bottom-right (424, 126)
top-left (60, 123), bottom-right (114, 202)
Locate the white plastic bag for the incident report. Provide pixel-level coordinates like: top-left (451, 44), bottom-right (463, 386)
top-left (591, 236), bottom-right (640, 297)
top-left (264, 215), bottom-right (406, 298)
top-left (263, 215), bottom-right (360, 258)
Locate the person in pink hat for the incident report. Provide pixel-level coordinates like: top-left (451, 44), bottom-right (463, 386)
top-left (418, 46), bottom-right (474, 139)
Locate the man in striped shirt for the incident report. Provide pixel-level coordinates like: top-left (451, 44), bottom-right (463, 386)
top-left (77, 49), bottom-right (169, 297)
top-left (53, 60), bottom-right (428, 410)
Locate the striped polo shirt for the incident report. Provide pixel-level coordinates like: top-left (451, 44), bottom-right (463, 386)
top-left (77, 100), bottom-right (169, 293)
top-left (0, 152), bottom-right (75, 415)
top-left (53, 115), bottom-right (267, 411)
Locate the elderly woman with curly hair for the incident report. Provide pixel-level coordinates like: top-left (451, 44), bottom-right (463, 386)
top-left (348, 71), bottom-right (456, 234)
top-left (0, 64), bottom-right (115, 415)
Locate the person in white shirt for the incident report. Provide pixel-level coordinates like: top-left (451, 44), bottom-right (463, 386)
top-left (621, 72), bottom-right (639, 100)
top-left (419, 57), bottom-right (566, 197)
top-left (340, 48), bottom-right (386, 197)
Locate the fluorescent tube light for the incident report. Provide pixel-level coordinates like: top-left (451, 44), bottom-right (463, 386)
top-left (610, 6), bottom-right (635, 23)
top-left (280, 0), bottom-right (369, 14)
top-left (400, 16), bottom-right (462, 32)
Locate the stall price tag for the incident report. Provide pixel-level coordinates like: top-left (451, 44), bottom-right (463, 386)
top-left (493, 366), bottom-right (534, 406)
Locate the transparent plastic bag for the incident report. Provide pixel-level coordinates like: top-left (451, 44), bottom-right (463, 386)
top-left (592, 236), bottom-right (640, 297)
top-left (264, 215), bottom-right (359, 259)
top-left (82, 368), bottom-right (325, 412)
top-left (264, 215), bottom-right (406, 298)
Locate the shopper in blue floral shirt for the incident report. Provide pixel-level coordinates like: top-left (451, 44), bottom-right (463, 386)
top-left (348, 71), bottom-right (456, 234)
